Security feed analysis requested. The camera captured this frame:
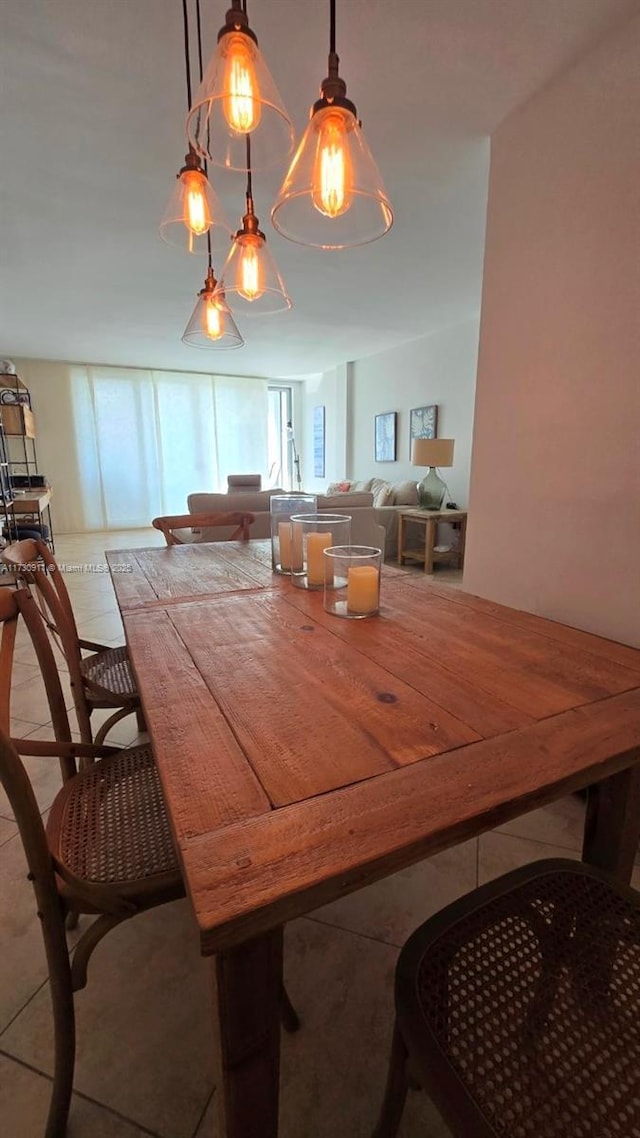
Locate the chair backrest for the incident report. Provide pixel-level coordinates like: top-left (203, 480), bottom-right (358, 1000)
top-left (151, 511), bottom-right (255, 547)
top-left (1, 538), bottom-right (88, 727)
top-left (0, 585), bottom-right (75, 775)
top-left (0, 585), bottom-right (94, 1058)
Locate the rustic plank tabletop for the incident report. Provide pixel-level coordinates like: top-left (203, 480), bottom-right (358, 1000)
top-left (112, 542), bottom-right (640, 1138)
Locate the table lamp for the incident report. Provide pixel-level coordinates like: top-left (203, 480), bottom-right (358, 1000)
top-left (411, 438), bottom-right (455, 510)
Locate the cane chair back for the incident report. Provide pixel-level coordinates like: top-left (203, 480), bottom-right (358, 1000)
top-left (0, 584), bottom-right (184, 1135)
top-left (152, 510), bottom-right (255, 546)
top-left (2, 537), bottom-right (141, 745)
top-left (373, 859), bottom-right (640, 1138)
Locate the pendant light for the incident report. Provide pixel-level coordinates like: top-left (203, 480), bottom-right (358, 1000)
top-left (216, 137), bottom-right (291, 316)
top-left (182, 263), bottom-right (244, 349)
top-left (186, 0), bottom-right (294, 172)
top-left (271, 0), bottom-right (393, 249)
top-left (160, 0), bottom-right (231, 253)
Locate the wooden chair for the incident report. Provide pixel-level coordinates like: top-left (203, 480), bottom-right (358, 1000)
top-left (2, 537), bottom-right (142, 745)
top-left (151, 510), bottom-right (255, 546)
top-left (372, 859), bottom-right (640, 1138)
top-left (0, 585), bottom-right (299, 1137)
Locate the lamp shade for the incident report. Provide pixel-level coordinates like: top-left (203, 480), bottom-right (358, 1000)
top-left (182, 268), bottom-right (244, 350)
top-left (271, 105), bottom-right (393, 249)
top-left (159, 157), bottom-right (232, 254)
top-left (411, 438), bottom-right (455, 468)
top-left (186, 26), bottom-right (294, 172)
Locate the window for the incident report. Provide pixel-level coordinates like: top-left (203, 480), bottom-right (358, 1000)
top-left (267, 385), bottom-right (293, 490)
top-left (71, 366), bottom-right (269, 528)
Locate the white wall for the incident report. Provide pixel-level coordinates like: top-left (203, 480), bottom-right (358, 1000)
top-left (299, 364), bottom-right (350, 495)
top-left (349, 320), bottom-right (480, 508)
top-left (301, 320), bottom-right (480, 505)
top-left (464, 15), bottom-right (640, 646)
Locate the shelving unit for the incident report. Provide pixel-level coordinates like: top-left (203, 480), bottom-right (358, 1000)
top-left (0, 371), bottom-right (54, 549)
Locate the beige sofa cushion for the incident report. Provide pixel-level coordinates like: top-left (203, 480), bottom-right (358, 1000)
top-left (391, 480), bottom-right (419, 506)
top-left (316, 492), bottom-right (374, 510)
top-left (188, 489), bottom-right (283, 514)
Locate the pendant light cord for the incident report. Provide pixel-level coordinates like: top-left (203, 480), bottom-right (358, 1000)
top-left (191, 0), bottom-right (213, 268)
top-left (329, 0), bottom-right (336, 55)
top-left (242, 0), bottom-right (253, 205)
top-left (182, 0), bottom-right (193, 112)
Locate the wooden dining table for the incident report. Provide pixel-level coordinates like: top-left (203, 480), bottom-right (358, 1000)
top-left (107, 539), bottom-right (640, 1138)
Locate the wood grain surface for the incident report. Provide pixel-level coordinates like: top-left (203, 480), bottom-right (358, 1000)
top-left (113, 543), bottom-right (640, 1138)
top-left (118, 552), bottom-right (640, 951)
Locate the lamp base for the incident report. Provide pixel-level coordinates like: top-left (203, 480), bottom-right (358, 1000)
top-left (417, 467), bottom-right (446, 511)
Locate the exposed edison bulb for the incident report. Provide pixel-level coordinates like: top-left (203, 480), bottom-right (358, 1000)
top-left (182, 170), bottom-right (210, 236)
top-left (222, 32), bottom-right (262, 135)
top-left (311, 108), bottom-right (354, 219)
top-left (236, 235), bottom-right (264, 301)
top-left (204, 297), bottom-right (224, 340)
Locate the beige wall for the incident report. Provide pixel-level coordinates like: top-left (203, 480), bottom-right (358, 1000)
top-left (464, 15), bottom-right (640, 646)
top-left (300, 320), bottom-right (480, 505)
top-left (10, 359), bottom-right (85, 534)
top-left (349, 320), bottom-right (480, 508)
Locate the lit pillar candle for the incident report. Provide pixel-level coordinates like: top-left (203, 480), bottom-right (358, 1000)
top-left (306, 532), bottom-right (333, 585)
top-left (278, 522), bottom-right (292, 570)
top-left (347, 565), bottom-right (379, 614)
top-left (291, 520), bottom-right (304, 570)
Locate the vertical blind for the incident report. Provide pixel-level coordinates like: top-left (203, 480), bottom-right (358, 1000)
top-left (71, 366), bottom-right (269, 529)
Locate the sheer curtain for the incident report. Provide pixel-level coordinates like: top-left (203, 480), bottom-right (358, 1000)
top-left (71, 366), bottom-right (268, 529)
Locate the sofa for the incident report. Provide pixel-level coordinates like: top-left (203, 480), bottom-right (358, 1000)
top-left (185, 476), bottom-right (419, 557)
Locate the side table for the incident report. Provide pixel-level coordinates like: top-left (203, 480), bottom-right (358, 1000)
top-left (397, 508), bottom-right (467, 574)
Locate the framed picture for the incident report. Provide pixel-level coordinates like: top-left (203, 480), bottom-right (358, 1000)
top-left (409, 404), bottom-right (438, 456)
top-left (374, 411), bottom-right (397, 462)
top-left (313, 405), bottom-right (325, 477)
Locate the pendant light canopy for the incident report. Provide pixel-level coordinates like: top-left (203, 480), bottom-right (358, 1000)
top-left (159, 147), bottom-right (231, 253)
top-left (271, 0), bottom-right (393, 249)
top-left (186, 0), bottom-right (294, 172)
top-left (182, 266), bottom-right (244, 349)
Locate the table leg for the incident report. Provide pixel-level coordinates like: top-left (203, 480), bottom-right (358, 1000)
top-left (458, 516), bottom-right (467, 570)
top-left (424, 519), bottom-right (436, 574)
top-left (582, 758), bottom-right (640, 882)
top-left (397, 515), bottom-right (405, 565)
top-left (211, 927), bottom-right (283, 1138)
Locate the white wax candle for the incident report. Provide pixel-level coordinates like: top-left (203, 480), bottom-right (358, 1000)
top-left (306, 532), bottom-right (332, 585)
top-left (278, 521), bottom-right (292, 570)
top-left (291, 521), bottom-right (304, 570)
top-left (347, 565), bottom-right (379, 613)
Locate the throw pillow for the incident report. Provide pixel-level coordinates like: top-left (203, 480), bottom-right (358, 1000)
top-left (391, 480), bottom-right (419, 506)
top-left (326, 480), bottom-right (352, 494)
top-left (374, 485), bottom-right (395, 507)
top-left (370, 477), bottom-right (392, 507)
top-left (351, 479), bottom-right (374, 492)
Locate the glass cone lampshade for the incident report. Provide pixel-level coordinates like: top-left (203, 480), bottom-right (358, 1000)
top-left (182, 267), bottom-right (244, 349)
top-left (272, 103), bottom-right (393, 249)
top-left (217, 200), bottom-right (291, 317)
top-left (186, 1), bottom-right (294, 172)
top-left (159, 150), bottom-right (232, 254)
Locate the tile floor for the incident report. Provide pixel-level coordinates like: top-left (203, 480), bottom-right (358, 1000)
top-left (1, 530), bottom-right (638, 1138)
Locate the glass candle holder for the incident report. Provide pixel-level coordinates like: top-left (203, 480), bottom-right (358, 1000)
top-left (270, 494), bottom-right (317, 574)
top-left (323, 546), bottom-right (383, 618)
top-left (290, 514), bottom-right (352, 590)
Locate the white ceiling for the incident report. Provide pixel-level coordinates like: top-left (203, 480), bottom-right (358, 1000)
top-left (1, 0), bottom-right (637, 379)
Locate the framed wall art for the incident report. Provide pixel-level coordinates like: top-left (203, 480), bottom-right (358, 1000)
top-left (409, 404), bottom-right (438, 456)
top-left (313, 405), bottom-right (325, 477)
top-left (374, 411), bottom-right (397, 462)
